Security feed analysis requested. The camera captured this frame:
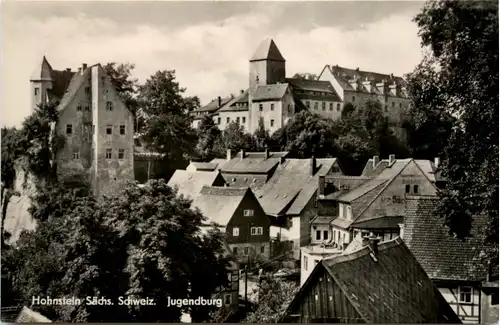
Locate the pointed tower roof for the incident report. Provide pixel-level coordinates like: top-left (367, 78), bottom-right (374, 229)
top-left (30, 56), bottom-right (53, 82)
top-left (250, 39), bottom-right (285, 62)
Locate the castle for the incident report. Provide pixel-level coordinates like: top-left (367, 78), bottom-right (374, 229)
top-left (192, 39), bottom-right (410, 136)
top-left (30, 57), bottom-right (135, 196)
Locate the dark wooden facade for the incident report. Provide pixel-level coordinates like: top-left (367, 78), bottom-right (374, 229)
top-left (283, 267), bottom-right (364, 323)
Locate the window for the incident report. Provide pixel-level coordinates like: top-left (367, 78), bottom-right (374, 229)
top-left (251, 227), bottom-right (263, 235)
top-left (77, 103), bottom-right (82, 111)
top-left (458, 286), bottom-right (472, 303)
top-left (316, 230), bottom-right (321, 240)
top-left (106, 101), bottom-right (113, 111)
top-left (323, 230), bottom-right (328, 240)
top-left (405, 184), bottom-right (411, 193)
top-left (118, 149), bottom-right (125, 160)
top-left (270, 103), bottom-right (275, 111)
top-left (106, 125), bottom-right (112, 135)
top-left (105, 148), bottom-right (112, 159)
top-left (492, 292), bottom-right (499, 305)
top-left (260, 245), bottom-right (265, 253)
top-left (243, 209), bottom-right (254, 217)
top-left (224, 294), bottom-right (231, 305)
top-left (314, 102), bottom-right (318, 110)
top-left (66, 124), bottom-right (72, 135)
top-left (242, 117), bottom-right (246, 123)
top-left (85, 87), bottom-right (90, 95)
top-left (270, 119), bottom-right (275, 127)
top-left (413, 185), bottom-right (419, 194)
top-left (303, 255), bottom-right (308, 271)
top-left (244, 247), bottom-right (249, 255)
top-left (352, 96), bottom-right (355, 102)
top-left (226, 117), bottom-right (230, 123)
top-left (233, 227), bottom-right (239, 236)
top-left (259, 104), bottom-right (263, 111)
top-left (337, 103), bottom-right (341, 111)
top-left (392, 102), bottom-right (395, 108)
top-left (233, 247), bottom-right (237, 255)
top-left (306, 101), bottom-right (310, 108)
top-left (399, 102), bottom-right (402, 108)
top-left (72, 149), bottom-right (80, 160)
top-left (217, 117), bottom-right (221, 125)
top-left (329, 103), bottom-right (333, 111)
top-left (119, 125), bottom-right (126, 135)
top-left (34, 88), bottom-right (39, 96)
top-left (236, 117), bottom-right (240, 124)
top-left (322, 102), bottom-right (326, 110)
top-left (84, 104), bottom-right (90, 111)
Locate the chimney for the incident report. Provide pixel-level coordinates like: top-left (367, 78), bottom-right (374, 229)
top-left (65, 68), bottom-right (71, 72)
top-left (82, 63), bottom-right (87, 71)
top-left (390, 73), bottom-right (394, 79)
top-left (363, 232), bottom-right (381, 256)
top-left (240, 149), bottom-right (245, 159)
top-left (226, 149), bottom-right (233, 161)
top-left (389, 154), bottom-right (396, 165)
top-left (434, 157), bottom-right (440, 168)
top-left (78, 67), bottom-right (82, 74)
top-left (372, 155), bottom-right (379, 169)
top-left (398, 223), bottom-right (405, 240)
top-left (265, 148), bottom-right (269, 158)
top-left (355, 67), bottom-right (360, 72)
top-left (280, 156), bottom-right (285, 164)
top-left (319, 175), bottom-right (325, 196)
top-left (218, 96), bottom-right (222, 108)
top-left (310, 156), bottom-right (317, 176)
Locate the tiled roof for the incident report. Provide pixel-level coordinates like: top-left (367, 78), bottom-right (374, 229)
top-left (48, 70), bottom-right (75, 102)
top-left (337, 178), bottom-right (388, 202)
top-left (362, 158), bottom-right (439, 182)
top-left (342, 232), bottom-right (365, 255)
top-left (285, 238), bottom-right (460, 323)
top-left (310, 216), bottom-right (334, 224)
top-left (327, 65), bottom-right (407, 98)
top-left (210, 158), bottom-right (230, 170)
top-left (220, 154), bottom-right (281, 174)
top-left (361, 159), bottom-right (390, 177)
top-left (250, 39), bottom-right (285, 62)
top-left (330, 217), bottom-right (352, 229)
top-left (256, 158), bottom-right (338, 216)
top-left (415, 159), bottom-right (438, 183)
top-left (189, 162), bottom-right (219, 171)
top-left (223, 174), bottom-right (268, 191)
top-left (320, 175), bottom-right (372, 200)
top-left (15, 307), bottom-right (52, 323)
top-left (30, 56), bottom-right (53, 81)
top-left (351, 215), bottom-right (403, 230)
top-left (404, 196), bottom-right (490, 282)
top-left (286, 78), bottom-right (342, 102)
top-left (57, 65), bottom-right (94, 111)
top-left (250, 84), bottom-right (289, 101)
top-left (167, 170), bottom-right (224, 200)
top-left (197, 95), bottom-right (235, 113)
top-left (191, 186), bottom-right (249, 226)
top-left (224, 90), bottom-right (249, 112)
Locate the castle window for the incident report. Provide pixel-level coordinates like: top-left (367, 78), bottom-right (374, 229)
top-left (106, 125), bottom-right (112, 135)
top-left (306, 101), bottom-right (310, 108)
top-left (226, 117), bottom-right (230, 124)
top-left (399, 102), bottom-right (402, 109)
top-left (85, 87), bottom-right (90, 95)
top-left (217, 117), bottom-right (221, 125)
top-left (242, 117), bottom-right (246, 123)
top-left (270, 103), bottom-right (275, 111)
top-left (337, 103), bottom-right (341, 111)
top-left (118, 149), bottom-right (125, 160)
top-left (72, 149), bottom-right (80, 160)
top-left (105, 148), bottom-right (112, 159)
top-left (77, 103), bottom-right (82, 111)
top-left (120, 125), bottom-right (126, 135)
top-left (322, 102), bottom-right (326, 111)
top-left (259, 104), bottom-right (263, 111)
top-left (270, 119), bottom-right (275, 127)
top-left (329, 103), bottom-right (333, 111)
top-left (392, 102), bottom-right (395, 108)
top-left (236, 117), bottom-right (240, 124)
top-left (66, 124), bottom-right (72, 135)
top-left (314, 102), bottom-right (318, 110)
top-left (84, 104), bottom-right (90, 111)
top-left (352, 96), bottom-right (355, 102)
top-left (106, 101), bottom-right (113, 111)
top-left (34, 87), bottom-right (40, 96)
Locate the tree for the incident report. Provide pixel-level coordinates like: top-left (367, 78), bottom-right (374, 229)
top-left (403, 54), bottom-right (456, 159)
top-left (1, 127), bottom-right (22, 189)
top-left (253, 118), bottom-right (270, 151)
top-left (216, 121), bottom-right (255, 153)
top-left (195, 115), bottom-right (222, 161)
top-left (414, 1), bottom-right (498, 266)
top-left (292, 73), bottom-right (318, 80)
top-left (138, 70), bottom-right (199, 179)
top-left (244, 277), bottom-right (299, 323)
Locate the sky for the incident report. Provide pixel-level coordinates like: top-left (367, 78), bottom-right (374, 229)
top-left (0, 1), bottom-right (426, 128)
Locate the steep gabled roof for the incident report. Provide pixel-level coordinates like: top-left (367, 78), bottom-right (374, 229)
top-left (196, 95), bottom-right (235, 113)
top-left (220, 153), bottom-right (283, 174)
top-left (320, 175), bottom-right (372, 200)
top-left (286, 78), bottom-right (342, 102)
top-left (30, 56), bottom-right (53, 81)
top-left (167, 170), bottom-right (224, 200)
top-left (250, 38), bottom-right (285, 62)
top-left (250, 84), bottom-right (289, 102)
top-left (403, 196), bottom-right (491, 282)
top-left (284, 238), bottom-right (461, 323)
top-left (191, 186), bottom-right (250, 226)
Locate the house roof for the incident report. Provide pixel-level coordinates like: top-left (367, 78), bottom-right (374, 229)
top-left (167, 170), bottom-right (223, 200)
top-left (48, 69), bottom-right (75, 102)
top-left (30, 56), bottom-right (53, 81)
top-left (326, 65), bottom-right (407, 98)
top-left (196, 95), bottom-right (235, 113)
top-left (320, 175), bottom-right (372, 200)
top-left (189, 162), bottom-right (219, 171)
top-left (403, 195), bottom-right (491, 282)
top-left (361, 159), bottom-right (391, 177)
top-left (220, 153), bottom-right (282, 174)
top-left (284, 237), bottom-right (461, 323)
top-left (310, 215), bottom-right (334, 225)
top-left (362, 158), bottom-right (439, 182)
top-left (286, 78), bottom-right (342, 102)
top-left (250, 38), bottom-right (285, 62)
top-left (351, 215), bottom-right (403, 230)
top-left (210, 158), bottom-right (230, 170)
top-left (223, 174), bottom-right (269, 191)
top-left (191, 186), bottom-right (249, 226)
top-left (56, 65), bottom-right (93, 111)
top-left (250, 84), bottom-right (289, 102)
top-left (15, 307), bottom-right (51, 323)
top-left (337, 178), bottom-right (388, 202)
top-left (1, 306), bottom-right (23, 323)
top-left (256, 158), bottom-right (338, 216)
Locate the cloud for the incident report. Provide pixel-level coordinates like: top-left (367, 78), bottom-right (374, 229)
top-left (0, 3), bottom-right (423, 128)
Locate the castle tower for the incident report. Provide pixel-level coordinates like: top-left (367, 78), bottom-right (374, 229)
top-left (249, 39), bottom-right (286, 90)
top-left (30, 56), bottom-right (54, 112)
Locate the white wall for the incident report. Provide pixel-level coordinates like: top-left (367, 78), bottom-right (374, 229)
top-left (310, 224), bottom-right (331, 244)
top-left (438, 286), bottom-right (481, 324)
top-left (300, 249), bottom-right (321, 287)
top-left (270, 216), bottom-right (301, 259)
